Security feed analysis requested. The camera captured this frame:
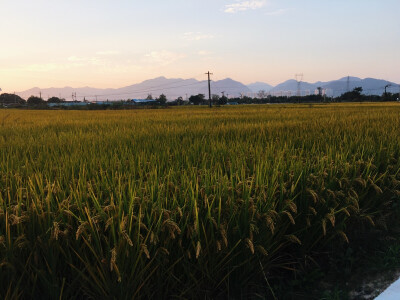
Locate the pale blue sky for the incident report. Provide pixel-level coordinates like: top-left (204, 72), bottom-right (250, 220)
top-left (1, 0), bottom-right (399, 92)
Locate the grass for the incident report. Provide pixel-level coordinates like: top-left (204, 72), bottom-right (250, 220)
top-left (0, 103), bottom-right (400, 298)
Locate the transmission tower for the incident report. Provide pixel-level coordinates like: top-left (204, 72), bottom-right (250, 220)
top-left (295, 73), bottom-right (303, 97)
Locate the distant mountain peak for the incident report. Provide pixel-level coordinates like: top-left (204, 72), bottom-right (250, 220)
top-left (153, 76), bottom-right (167, 80)
top-left (337, 76), bottom-right (361, 82)
top-left (247, 82), bottom-right (273, 92)
top-left (140, 76), bottom-right (169, 84)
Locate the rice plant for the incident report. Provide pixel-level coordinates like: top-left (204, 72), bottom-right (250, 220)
top-left (0, 103), bottom-right (399, 298)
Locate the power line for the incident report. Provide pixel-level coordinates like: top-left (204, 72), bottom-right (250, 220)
top-left (66, 74), bottom-right (205, 99)
top-left (75, 80), bottom-right (206, 99)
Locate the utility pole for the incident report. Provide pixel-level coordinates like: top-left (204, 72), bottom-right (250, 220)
top-left (384, 84), bottom-right (391, 97)
top-left (39, 91), bottom-right (42, 100)
top-left (205, 71), bottom-right (213, 108)
top-left (346, 76), bottom-right (350, 93)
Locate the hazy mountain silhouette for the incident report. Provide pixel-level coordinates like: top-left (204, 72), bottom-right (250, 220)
top-left (206, 78), bottom-right (251, 97)
top-left (16, 76), bottom-right (398, 101)
top-left (270, 80), bottom-right (318, 94)
top-left (247, 82), bottom-right (273, 93)
top-left (17, 77), bottom-right (251, 101)
top-left (257, 77), bottom-right (398, 97)
top-left (322, 77), bottom-right (397, 97)
top-left (337, 76), bottom-right (362, 82)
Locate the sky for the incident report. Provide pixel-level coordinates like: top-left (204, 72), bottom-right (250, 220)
top-left (1, 0), bottom-right (399, 92)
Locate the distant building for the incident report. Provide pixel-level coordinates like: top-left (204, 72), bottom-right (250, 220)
top-left (131, 99), bottom-right (158, 105)
top-left (91, 101), bottom-right (111, 105)
top-left (47, 102), bottom-right (88, 107)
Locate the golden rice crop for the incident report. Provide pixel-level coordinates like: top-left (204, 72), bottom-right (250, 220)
top-left (0, 103), bottom-right (399, 298)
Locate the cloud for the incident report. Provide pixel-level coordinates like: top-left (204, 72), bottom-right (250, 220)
top-left (1, 54), bottom-right (142, 78)
top-left (143, 51), bottom-right (186, 66)
top-left (3, 50), bottom-right (183, 77)
top-left (67, 56), bottom-right (104, 66)
top-left (95, 50), bottom-right (120, 56)
top-left (224, 0), bottom-right (267, 14)
top-left (197, 50), bottom-right (212, 56)
top-left (10, 62), bottom-right (80, 73)
top-left (67, 56), bottom-right (86, 62)
top-left (183, 32), bottom-right (215, 41)
top-left (24, 63), bottom-right (64, 72)
top-left (265, 8), bottom-right (291, 16)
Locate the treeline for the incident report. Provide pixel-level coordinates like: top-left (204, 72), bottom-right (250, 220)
top-left (1, 88), bottom-right (399, 109)
top-left (0, 94), bottom-right (64, 107)
top-left (205, 87), bottom-right (399, 105)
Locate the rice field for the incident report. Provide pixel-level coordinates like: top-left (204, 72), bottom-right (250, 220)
top-left (1, 103), bottom-right (400, 298)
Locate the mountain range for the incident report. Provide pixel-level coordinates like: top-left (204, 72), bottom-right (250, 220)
top-left (16, 76), bottom-right (399, 101)
top-left (269, 77), bottom-right (399, 97)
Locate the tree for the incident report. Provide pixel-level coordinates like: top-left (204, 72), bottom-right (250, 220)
top-left (218, 96), bottom-right (228, 105)
top-left (0, 93), bottom-right (25, 104)
top-left (146, 94), bottom-right (153, 100)
top-left (158, 94), bottom-right (167, 105)
top-left (189, 94), bottom-right (205, 105)
top-left (340, 87), bottom-right (363, 101)
top-left (47, 96), bottom-right (65, 103)
top-left (354, 87), bottom-right (363, 94)
top-left (176, 96), bottom-right (184, 105)
top-left (27, 96), bottom-right (45, 105)
top-left (212, 94), bottom-right (220, 104)
top-left (257, 90), bottom-right (266, 99)
top-left (243, 96), bottom-right (252, 104)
